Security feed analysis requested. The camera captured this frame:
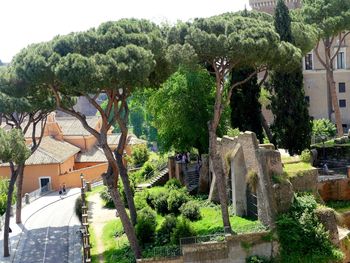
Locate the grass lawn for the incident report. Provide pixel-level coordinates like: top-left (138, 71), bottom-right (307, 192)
top-left (86, 185), bottom-right (104, 200)
top-left (326, 201), bottom-right (350, 213)
top-left (89, 225), bottom-right (99, 263)
top-left (281, 155), bottom-right (300, 164)
top-left (284, 162), bottom-right (314, 176)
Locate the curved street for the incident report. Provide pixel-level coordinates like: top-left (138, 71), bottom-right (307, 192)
top-left (0, 188), bottom-right (81, 263)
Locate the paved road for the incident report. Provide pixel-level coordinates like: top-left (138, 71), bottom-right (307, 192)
top-left (0, 188), bottom-right (81, 263)
top-left (19, 193), bottom-right (80, 263)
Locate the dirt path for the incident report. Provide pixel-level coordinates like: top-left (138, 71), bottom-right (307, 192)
top-left (88, 193), bottom-right (116, 263)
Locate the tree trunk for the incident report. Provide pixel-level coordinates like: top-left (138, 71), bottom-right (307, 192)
top-left (208, 128), bottom-right (232, 232)
top-left (115, 151), bottom-right (137, 225)
top-left (3, 168), bottom-right (18, 257)
top-left (15, 165), bottom-right (25, 224)
top-left (327, 69), bottom-right (343, 136)
top-left (100, 143), bottom-right (141, 259)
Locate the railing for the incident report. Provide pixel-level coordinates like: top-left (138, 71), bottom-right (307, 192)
top-left (144, 162), bottom-right (168, 182)
top-left (143, 245), bottom-right (182, 259)
top-left (180, 233), bottom-right (226, 246)
top-left (0, 184), bottom-right (51, 232)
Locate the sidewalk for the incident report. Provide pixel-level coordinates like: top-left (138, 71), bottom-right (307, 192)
top-left (0, 188), bottom-right (81, 263)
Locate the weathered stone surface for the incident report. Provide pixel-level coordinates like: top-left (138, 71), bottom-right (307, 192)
top-left (208, 162), bottom-right (219, 203)
top-left (228, 143), bottom-right (247, 216)
top-left (168, 156), bottom-right (176, 179)
top-left (315, 207), bottom-right (339, 245)
top-left (289, 169), bottom-right (318, 194)
top-left (259, 143), bottom-right (275, 150)
top-left (272, 180), bottom-right (294, 214)
top-left (198, 155), bottom-right (210, 194)
top-left (311, 149), bottom-right (318, 166)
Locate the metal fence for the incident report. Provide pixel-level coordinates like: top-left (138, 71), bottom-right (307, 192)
top-left (143, 245), bottom-right (182, 259)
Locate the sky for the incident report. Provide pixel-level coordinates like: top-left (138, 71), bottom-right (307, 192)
top-left (0, 0), bottom-right (250, 62)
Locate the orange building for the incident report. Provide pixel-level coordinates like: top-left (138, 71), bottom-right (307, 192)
top-left (0, 113), bottom-right (146, 194)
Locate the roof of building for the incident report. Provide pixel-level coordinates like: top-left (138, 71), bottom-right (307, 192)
top-left (56, 116), bottom-right (100, 136)
top-left (107, 133), bottom-right (147, 146)
top-left (76, 146), bottom-right (107, 163)
top-left (1, 137), bottom-right (80, 166)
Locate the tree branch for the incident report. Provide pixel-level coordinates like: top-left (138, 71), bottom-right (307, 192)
top-left (331, 31), bottom-right (350, 62)
top-left (315, 41), bottom-right (328, 69)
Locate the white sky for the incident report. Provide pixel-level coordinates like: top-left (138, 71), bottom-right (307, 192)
top-left (0, 0), bottom-right (249, 62)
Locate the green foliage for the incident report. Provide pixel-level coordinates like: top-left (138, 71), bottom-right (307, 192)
top-left (270, 1), bottom-right (312, 156)
top-left (312, 119), bottom-right (337, 139)
top-left (0, 128), bottom-right (30, 165)
top-left (118, 180), bottom-right (135, 208)
top-left (148, 67), bottom-right (215, 154)
top-left (300, 149), bottom-right (312, 163)
top-left (152, 191), bottom-right (169, 215)
top-left (246, 255), bottom-right (271, 263)
top-left (170, 218), bottom-right (196, 245)
top-left (136, 207), bottom-right (157, 246)
top-left (99, 187), bottom-right (114, 208)
top-left (180, 201), bottom-right (201, 221)
top-left (230, 67), bottom-right (263, 142)
top-left (226, 127), bottom-right (241, 138)
top-left (0, 178), bottom-right (16, 216)
top-left (164, 178), bottom-right (182, 189)
top-left (276, 194), bottom-right (343, 263)
top-left (134, 191), bottom-right (149, 211)
top-left (167, 189), bottom-right (190, 215)
top-left (131, 144), bottom-right (149, 167)
top-left (156, 215), bottom-right (178, 245)
top-left (247, 171), bottom-right (259, 193)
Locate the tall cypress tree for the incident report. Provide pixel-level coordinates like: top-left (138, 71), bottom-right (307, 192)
top-left (270, 0), bottom-right (311, 155)
top-left (230, 67), bottom-right (264, 142)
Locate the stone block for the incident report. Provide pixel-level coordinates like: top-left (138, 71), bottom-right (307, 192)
top-left (198, 155), bottom-right (210, 194)
top-left (315, 207), bottom-right (339, 245)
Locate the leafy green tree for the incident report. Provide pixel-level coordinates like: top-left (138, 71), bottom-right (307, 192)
top-left (302, 0), bottom-right (350, 136)
top-left (148, 67), bottom-right (215, 155)
top-left (0, 128), bottom-right (30, 257)
top-left (312, 119), bottom-right (337, 140)
top-left (170, 12), bottom-right (302, 231)
top-left (230, 67), bottom-right (264, 142)
top-left (11, 19), bottom-right (172, 258)
top-left (0, 69), bottom-right (52, 224)
top-left (270, 0), bottom-right (312, 155)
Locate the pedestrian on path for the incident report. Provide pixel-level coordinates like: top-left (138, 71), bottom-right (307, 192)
top-left (59, 187), bottom-right (63, 199)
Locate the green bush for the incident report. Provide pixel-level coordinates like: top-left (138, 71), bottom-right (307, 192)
top-left (132, 144), bottom-right (150, 167)
top-left (156, 215), bottom-right (178, 245)
top-left (276, 193), bottom-right (344, 263)
top-left (180, 201), bottom-right (201, 221)
top-left (300, 149), bottom-right (312, 163)
top-left (99, 187), bottom-right (114, 208)
top-left (312, 119), bottom-right (337, 139)
top-left (134, 191), bottom-right (149, 211)
top-left (136, 207), bottom-right (157, 246)
top-left (0, 179), bottom-right (16, 216)
top-left (165, 178), bottom-right (182, 189)
top-left (167, 189), bottom-right (190, 215)
top-left (142, 162), bottom-right (155, 180)
top-left (246, 255), bottom-right (270, 263)
top-left (170, 218), bottom-right (195, 244)
top-left (75, 196), bottom-right (83, 222)
top-left (152, 191), bottom-right (169, 215)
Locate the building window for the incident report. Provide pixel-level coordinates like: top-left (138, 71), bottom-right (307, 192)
top-left (339, 82), bottom-right (346, 93)
top-left (339, 99), bottom-right (346, 108)
top-left (337, 51), bottom-right (345, 69)
top-left (305, 96), bottom-right (310, 103)
top-left (305, 53), bottom-right (313, 70)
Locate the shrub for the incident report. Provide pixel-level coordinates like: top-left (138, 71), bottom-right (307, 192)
top-left (135, 207), bottom-right (157, 246)
top-left (312, 119), bottom-right (336, 139)
top-left (300, 149), bottom-right (312, 163)
top-left (132, 144), bottom-right (150, 167)
top-left (276, 193), bottom-right (344, 263)
top-left (167, 189), bottom-right (190, 215)
top-left (246, 255), bottom-right (270, 263)
top-left (134, 191), bottom-right (149, 211)
top-left (152, 191), bottom-right (169, 215)
top-left (0, 179), bottom-right (16, 216)
top-left (142, 162), bottom-right (155, 180)
top-left (170, 218), bottom-right (195, 245)
top-left (100, 187), bottom-right (114, 208)
top-left (156, 215), bottom-right (178, 245)
top-left (247, 170), bottom-right (259, 193)
top-left (165, 178), bottom-right (182, 189)
top-left (75, 196), bottom-right (83, 222)
top-left (180, 201), bottom-right (201, 221)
